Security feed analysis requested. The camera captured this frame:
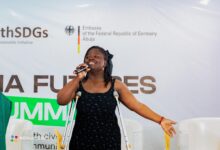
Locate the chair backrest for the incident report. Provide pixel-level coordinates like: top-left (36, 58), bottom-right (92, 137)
top-left (6, 118), bottom-right (33, 150)
top-left (0, 93), bottom-right (12, 150)
top-left (120, 119), bottom-right (143, 150)
top-left (176, 117), bottom-right (220, 150)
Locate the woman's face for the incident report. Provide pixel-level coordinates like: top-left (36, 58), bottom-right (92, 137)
top-left (84, 48), bottom-right (106, 71)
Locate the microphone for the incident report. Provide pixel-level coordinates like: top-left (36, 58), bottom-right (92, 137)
top-left (74, 64), bottom-right (90, 74)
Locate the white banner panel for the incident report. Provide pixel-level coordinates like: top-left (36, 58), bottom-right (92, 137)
top-left (1, 0), bottom-right (220, 149)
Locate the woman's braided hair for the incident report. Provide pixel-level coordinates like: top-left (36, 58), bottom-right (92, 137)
top-left (84, 46), bottom-right (114, 86)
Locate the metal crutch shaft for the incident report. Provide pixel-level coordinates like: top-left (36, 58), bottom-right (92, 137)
top-left (62, 101), bottom-right (73, 147)
top-left (62, 91), bottom-right (81, 150)
top-left (114, 91), bottom-right (131, 150)
top-left (64, 95), bottom-right (80, 149)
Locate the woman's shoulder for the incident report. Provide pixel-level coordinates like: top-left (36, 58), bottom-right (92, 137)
top-left (112, 77), bottom-right (127, 91)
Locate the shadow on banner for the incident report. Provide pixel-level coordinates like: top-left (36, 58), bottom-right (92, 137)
top-left (0, 93), bottom-right (12, 150)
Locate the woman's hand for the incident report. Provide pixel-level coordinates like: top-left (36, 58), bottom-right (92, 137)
top-left (160, 118), bottom-right (176, 137)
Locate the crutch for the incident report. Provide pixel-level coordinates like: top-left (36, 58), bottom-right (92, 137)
top-left (113, 90), bottom-right (132, 150)
top-left (56, 91), bottom-right (81, 150)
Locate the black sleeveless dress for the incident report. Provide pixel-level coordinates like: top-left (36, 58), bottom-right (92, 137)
top-left (69, 79), bottom-right (121, 150)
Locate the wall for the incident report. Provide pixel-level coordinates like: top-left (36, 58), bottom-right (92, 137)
top-left (1, 0), bottom-right (220, 149)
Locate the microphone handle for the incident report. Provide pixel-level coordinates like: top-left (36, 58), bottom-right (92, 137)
top-left (74, 66), bottom-right (89, 74)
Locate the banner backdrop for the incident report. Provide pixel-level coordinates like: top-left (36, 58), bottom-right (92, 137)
top-left (1, 0), bottom-right (220, 149)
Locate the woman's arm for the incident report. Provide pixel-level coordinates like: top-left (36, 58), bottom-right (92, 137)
top-left (57, 64), bottom-right (89, 105)
top-left (115, 79), bottom-right (176, 136)
top-left (57, 76), bottom-right (81, 105)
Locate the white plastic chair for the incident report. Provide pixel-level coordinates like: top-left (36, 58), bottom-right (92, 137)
top-left (176, 117), bottom-right (220, 150)
top-left (120, 119), bottom-right (143, 150)
top-left (6, 117), bottom-right (33, 150)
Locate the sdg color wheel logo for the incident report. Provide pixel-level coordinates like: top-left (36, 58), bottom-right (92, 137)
top-left (10, 135), bottom-right (19, 142)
